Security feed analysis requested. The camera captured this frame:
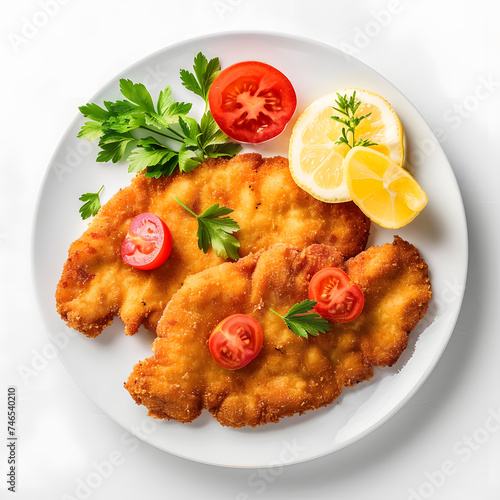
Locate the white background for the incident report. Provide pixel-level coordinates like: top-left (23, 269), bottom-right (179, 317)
top-left (1, 0), bottom-right (499, 499)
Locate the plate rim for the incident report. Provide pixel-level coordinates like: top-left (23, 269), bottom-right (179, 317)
top-left (31, 30), bottom-right (469, 468)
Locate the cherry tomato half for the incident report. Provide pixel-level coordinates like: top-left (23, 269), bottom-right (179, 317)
top-left (208, 61), bottom-right (297, 144)
top-left (121, 213), bottom-right (172, 270)
top-left (308, 268), bottom-right (364, 323)
top-left (208, 314), bottom-right (264, 370)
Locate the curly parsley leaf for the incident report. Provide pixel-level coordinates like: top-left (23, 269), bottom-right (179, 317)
top-left (331, 91), bottom-right (378, 149)
top-left (79, 185), bottom-right (104, 220)
top-left (270, 300), bottom-right (331, 339)
top-left (174, 197), bottom-right (240, 260)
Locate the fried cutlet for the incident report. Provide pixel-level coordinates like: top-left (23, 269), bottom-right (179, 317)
top-left (56, 153), bottom-right (370, 337)
top-left (125, 236), bottom-right (431, 427)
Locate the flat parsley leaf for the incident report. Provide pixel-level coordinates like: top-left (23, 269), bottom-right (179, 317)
top-left (180, 52), bottom-right (221, 103)
top-left (157, 86), bottom-right (192, 123)
top-left (77, 103), bottom-right (111, 140)
top-left (79, 102), bottom-right (111, 122)
top-left (174, 197), bottom-right (240, 260)
top-left (271, 300), bottom-right (331, 339)
top-left (199, 111), bottom-right (242, 159)
top-left (76, 52), bottom-right (240, 183)
top-left (78, 120), bottom-right (105, 141)
top-left (79, 185), bottom-right (104, 220)
top-left (119, 79), bottom-right (155, 113)
top-left (96, 132), bottom-right (135, 163)
top-left (178, 143), bottom-right (203, 173)
top-left (128, 137), bottom-right (177, 174)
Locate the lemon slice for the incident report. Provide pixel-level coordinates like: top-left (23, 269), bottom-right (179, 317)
top-left (344, 146), bottom-right (427, 228)
top-left (289, 88), bottom-right (405, 202)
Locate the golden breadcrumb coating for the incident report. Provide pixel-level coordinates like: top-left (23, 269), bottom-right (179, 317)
top-left (56, 154), bottom-right (370, 337)
top-left (125, 237), bottom-right (431, 427)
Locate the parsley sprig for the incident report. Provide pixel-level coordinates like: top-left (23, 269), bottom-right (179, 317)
top-left (174, 197), bottom-right (240, 260)
top-left (180, 53), bottom-right (221, 103)
top-left (271, 300), bottom-right (331, 338)
top-left (78, 185), bottom-right (103, 220)
top-left (331, 91), bottom-right (378, 149)
top-left (78, 52), bottom-right (242, 180)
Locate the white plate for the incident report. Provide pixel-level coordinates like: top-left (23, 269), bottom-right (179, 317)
top-left (32, 32), bottom-right (468, 468)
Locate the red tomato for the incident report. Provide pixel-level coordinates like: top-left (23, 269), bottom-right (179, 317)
top-left (308, 268), bottom-right (364, 323)
top-left (208, 60), bottom-right (297, 143)
top-left (208, 314), bottom-right (264, 370)
top-left (121, 213), bottom-right (172, 270)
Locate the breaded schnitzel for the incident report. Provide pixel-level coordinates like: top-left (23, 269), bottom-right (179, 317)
top-left (125, 237), bottom-right (431, 427)
top-left (56, 153), bottom-right (370, 337)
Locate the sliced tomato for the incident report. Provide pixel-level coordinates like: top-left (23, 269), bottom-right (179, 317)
top-left (208, 60), bottom-right (297, 143)
top-left (121, 213), bottom-right (172, 270)
top-left (208, 314), bottom-right (263, 370)
top-left (308, 268), bottom-right (364, 323)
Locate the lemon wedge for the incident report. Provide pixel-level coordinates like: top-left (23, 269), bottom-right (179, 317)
top-left (344, 146), bottom-right (427, 228)
top-left (288, 88), bottom-right (405, 202)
